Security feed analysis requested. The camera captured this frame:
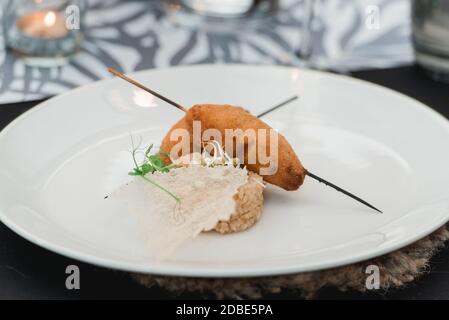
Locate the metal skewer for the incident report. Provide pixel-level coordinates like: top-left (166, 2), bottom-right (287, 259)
top-left (108, 68), bottom-right (383, 213)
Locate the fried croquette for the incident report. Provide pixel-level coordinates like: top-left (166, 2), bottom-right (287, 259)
top-left (161, 104), bottom-right (306, 191)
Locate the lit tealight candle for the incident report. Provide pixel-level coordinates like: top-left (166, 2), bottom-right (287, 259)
top-left (17, 10), bottom-right (68, 39)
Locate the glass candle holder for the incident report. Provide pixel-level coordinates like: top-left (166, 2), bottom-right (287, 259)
top-left (164, 0), bottom-right (279, 33)
top-left (178, 0), bottom-right (279, 18)
top-left (3, 0), bottom-right (86, 66)
top-left (412, 0), bottom-right (449, 82)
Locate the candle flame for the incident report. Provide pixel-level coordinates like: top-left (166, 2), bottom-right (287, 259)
top-left (44, 11), bottom-right (56, 27)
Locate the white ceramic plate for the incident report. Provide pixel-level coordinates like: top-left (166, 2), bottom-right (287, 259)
top-left (1, 65), bottom-right (448, 277)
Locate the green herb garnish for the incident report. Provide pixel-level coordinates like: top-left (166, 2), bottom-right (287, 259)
top-left (128, 136), bottom-right (180, 204)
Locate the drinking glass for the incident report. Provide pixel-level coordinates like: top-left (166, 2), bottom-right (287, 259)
top-left (163, 0), bottom-right (314, 66)
top-left (412, 0), bottom-right (449, 82)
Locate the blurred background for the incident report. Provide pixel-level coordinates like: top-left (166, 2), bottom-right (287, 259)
top-left (0, 0), bottom-right (434, 104)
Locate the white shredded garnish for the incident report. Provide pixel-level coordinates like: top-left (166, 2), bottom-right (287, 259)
top-left (172, 140), bottom-right (240, 168)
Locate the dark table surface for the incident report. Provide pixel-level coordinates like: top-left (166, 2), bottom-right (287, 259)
top-left (0, 65), bottom-right (449, 300)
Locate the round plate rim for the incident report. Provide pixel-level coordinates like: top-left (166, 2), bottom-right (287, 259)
top-left (1, 64), bottom-right (449, 278)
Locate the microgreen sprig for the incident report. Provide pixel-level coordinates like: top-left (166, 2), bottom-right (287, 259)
top-left (128, 135), bottom-right (180, 204)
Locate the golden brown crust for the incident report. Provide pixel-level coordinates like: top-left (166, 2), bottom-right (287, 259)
top-left (160, 116), bottom-right (192, 164)
top-left (160, 104), bottom-right (305, 191)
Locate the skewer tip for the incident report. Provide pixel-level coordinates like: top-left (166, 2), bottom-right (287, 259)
top-left (108, 67), bottom-right (119, 76)
top-left (305, 170), bottom-right (383, 214)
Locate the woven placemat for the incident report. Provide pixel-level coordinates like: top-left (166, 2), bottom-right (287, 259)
top-left (132, 225), bottom-right (449, 299)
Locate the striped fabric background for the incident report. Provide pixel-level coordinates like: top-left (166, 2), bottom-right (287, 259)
top-left (0, 0), bottom-right (413, 104)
